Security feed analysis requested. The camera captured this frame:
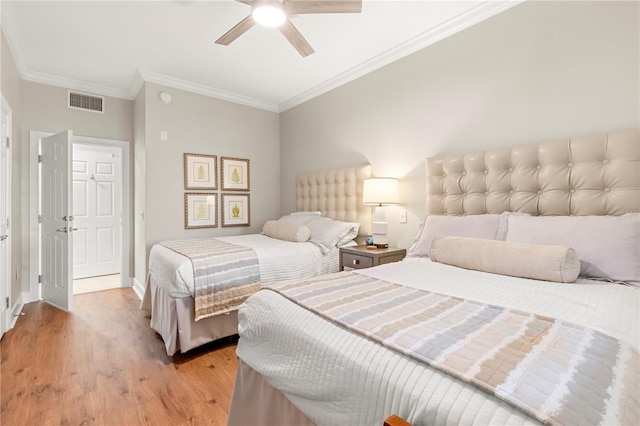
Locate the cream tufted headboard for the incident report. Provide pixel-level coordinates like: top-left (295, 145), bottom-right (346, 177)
top-left (296, 165), bottom-right (372, 236)
top-left (427, 129), bottom-right (639, 216)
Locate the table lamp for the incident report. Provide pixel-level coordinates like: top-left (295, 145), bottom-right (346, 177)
top-left (362, 177), bottom-right (399, 248)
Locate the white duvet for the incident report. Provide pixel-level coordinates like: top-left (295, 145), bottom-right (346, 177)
top-left (236, 257), bottom-right (640, 426)
top-left (148, 234), bottom-right (341, 298)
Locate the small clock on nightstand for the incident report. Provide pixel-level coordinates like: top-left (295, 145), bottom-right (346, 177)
top-left (339, 246), bottom-right (406, 271)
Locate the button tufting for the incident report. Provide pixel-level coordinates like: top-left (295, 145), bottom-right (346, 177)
top-left (569, 188), bottom-right (576, 193)
top-left (509, 190), bottom-right (514, 195)
top-left (508, 167), bottom-right (513, 172)
top-left (568, 162), bottom-right (574, 167)
top-left (537, 190), bottom-right (542, 195)
top-left (604, 187), bottom-right (610, 192)
top-left (536, 165), bottom-right (541, 170)
top-left (484, 170), bottom-right (488, 174)
top-left (603, 159), bottom-right (610, 165)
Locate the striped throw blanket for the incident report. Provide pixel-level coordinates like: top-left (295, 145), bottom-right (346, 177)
top-left (161, 238), bottom-right (260, 321)
top-left (265, 272), bottom-right (639, 426)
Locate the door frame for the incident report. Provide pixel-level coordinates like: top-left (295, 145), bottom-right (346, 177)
top-left (1, 95), bottom-right (12, 334)
top-left (29, 131), bottom-right (131, 303)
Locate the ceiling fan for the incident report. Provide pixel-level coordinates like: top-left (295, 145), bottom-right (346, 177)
top-left (215, 0), bottom-right (362, 57)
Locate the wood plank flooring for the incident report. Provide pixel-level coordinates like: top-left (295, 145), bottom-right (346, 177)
top-left (0, 288), bottom-right (238, 426)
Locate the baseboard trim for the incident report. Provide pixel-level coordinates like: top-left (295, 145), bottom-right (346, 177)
top-left (9, 292), bottom-right (28, 329)
top-left (132, 278), bottom-right (144, 301)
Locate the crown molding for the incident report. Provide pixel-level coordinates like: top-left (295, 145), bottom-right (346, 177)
top-left (136, 69), bottom-right (280, 113)
top-left (22, 70), bottom-right (133, 99)
top-left (278, 0), bottom-right (524, 112)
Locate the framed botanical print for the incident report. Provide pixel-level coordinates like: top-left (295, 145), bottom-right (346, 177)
top-left (184, 153), bottom-right (217, 190)
top-left (221, 193), bottom-right (250, 227)
top-left (184, 193), bottom-right (217, 229)
top-left (221, 157), bottom-right (250, 191)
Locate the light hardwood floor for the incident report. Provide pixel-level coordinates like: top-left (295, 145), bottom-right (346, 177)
top-left (0, 288), bottom-right (238, 425)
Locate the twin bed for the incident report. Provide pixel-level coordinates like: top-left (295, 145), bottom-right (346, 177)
top-left (227, 129), bottom-right (639, 425)
top-left (142, 165), bottom-right (373, 355)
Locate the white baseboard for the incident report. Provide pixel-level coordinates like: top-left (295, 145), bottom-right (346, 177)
top-left (9, 292), bottom-right (28, 329)
top-left (132, 278), bottom-right (144, 301)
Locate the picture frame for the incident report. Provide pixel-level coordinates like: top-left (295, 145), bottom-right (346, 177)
top-left (184, 193), bottom-right (217, 229)
top-left (221, 157), bottom-right (250, 191)
top-left (221, 193), bottom-right (250, 227)
top-left (184, 153), bottom-right (217, 190)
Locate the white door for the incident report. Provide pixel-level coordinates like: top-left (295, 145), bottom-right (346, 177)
top-left (0, 98), bottom-right (11, 336)
top-left (40, 131), bottom-right (73, 311)
top-left (72, 148), bottom-right (121, 279)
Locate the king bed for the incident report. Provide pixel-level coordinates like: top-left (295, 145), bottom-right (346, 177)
top-left (142, 165), bottom-right (373, 355)
top-left (228, 129), bottom-right (639, 425)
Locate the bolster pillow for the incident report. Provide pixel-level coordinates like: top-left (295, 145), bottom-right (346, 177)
top-left (429, 236), bottom-right (580, 283)
top-left (263, 220), bottom-right (311, 243)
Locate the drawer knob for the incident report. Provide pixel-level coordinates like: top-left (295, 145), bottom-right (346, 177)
top-left (352, 259), bottom-right (359, 265)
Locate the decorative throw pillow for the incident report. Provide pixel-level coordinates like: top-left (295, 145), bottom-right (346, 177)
top-left (262, 220), bottom-right (311, 242)
top-left (429, 236), bottom-right (581, 283)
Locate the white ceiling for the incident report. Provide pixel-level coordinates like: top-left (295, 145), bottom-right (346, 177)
top-left (1, 1), bottom-right (519, 112)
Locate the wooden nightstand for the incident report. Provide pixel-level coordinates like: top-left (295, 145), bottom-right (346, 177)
top-left (339, 246), bottom-right (406, 271)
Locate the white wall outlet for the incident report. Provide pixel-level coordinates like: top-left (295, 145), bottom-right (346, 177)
top-left (399, 208), bottom-right (407, 224)
top-left (160, 130), bottom-right (168, 142)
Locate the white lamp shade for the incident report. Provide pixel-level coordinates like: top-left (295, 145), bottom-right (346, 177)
top-left (362, 178), bottom-right (399, 206)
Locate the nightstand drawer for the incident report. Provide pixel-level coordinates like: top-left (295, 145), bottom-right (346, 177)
top-left (342, 253), bottom-right (373, 269)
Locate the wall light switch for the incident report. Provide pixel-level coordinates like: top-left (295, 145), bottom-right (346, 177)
top-left (399, 208), bottom-right (407, 224)
top-left (160, 131), bottom-right (168, 142)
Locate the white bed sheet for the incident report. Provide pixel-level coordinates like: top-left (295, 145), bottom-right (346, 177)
top-left (148, 234), bottom-right (341, 298)
top-left (236, 257), bottom-right (639, 425)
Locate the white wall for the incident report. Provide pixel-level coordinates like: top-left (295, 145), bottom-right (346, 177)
top-left (19, 80), bottom-right (134, 292)
top-left (135, 82), bottom-right (280, 285)
top-left (279, 1), bottom-right (640, 249)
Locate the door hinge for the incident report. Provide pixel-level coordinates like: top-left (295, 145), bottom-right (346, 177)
top-left (38, 274), bottom-right (42, 284)
top-left (5, 297), bottom-right (9, 309)
top-left (5, 137), bottom-right (9, 149)
top-left (5, 217), bottom-right (8, 228)
top-left (38, 155), bottom-right (42, 163)
top-left (38, 214), bottom-right (42, 224)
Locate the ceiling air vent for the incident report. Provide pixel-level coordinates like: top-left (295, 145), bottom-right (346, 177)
top-left (68, 91), bottom-right (104, 113)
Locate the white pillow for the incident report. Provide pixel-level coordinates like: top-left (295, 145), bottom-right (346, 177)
top-left (262, 220), bottom-right (311, 242)
top-left (407, 213), bottom-right (509, 258)
top-left (429, 237), bottom-right (581, 283)
top-left (505, 213), bottom-right (640, 285)
top-left (289, 211), bottom-right (322, 216)
top-left (305, 217), bottom-right (360, 254)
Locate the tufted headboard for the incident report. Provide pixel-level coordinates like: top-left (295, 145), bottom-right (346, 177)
top-left (427, 129), bottom-right (639, 216)
top-left (296, 165), bottom-right (372, 236)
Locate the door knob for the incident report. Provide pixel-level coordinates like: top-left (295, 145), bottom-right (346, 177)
top-left (0, 235), bottom-right (7, 241)
top-left (56, 228), bottom-right (68, 233)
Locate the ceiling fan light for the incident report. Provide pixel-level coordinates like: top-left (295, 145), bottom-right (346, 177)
top-left (252, 2), bottom-right (286, 27)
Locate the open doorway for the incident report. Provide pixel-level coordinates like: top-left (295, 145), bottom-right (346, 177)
top-left (29, 131), bottom-right (131, 306)
top-left (71, 142), bottom-right (123, 294)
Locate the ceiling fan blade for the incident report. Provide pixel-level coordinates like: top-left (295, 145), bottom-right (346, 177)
top-left (285, 0), bottom-right (362, 14)
top-left (279, 19), bottom-right (315, 57)
top-left (215, 15), bottom-right (255, 46)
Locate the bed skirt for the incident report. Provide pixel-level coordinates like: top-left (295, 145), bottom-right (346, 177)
top-left (144, 274), bottom-right (238, 355)
top-left (228, 360), bottom-right (315, 426)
